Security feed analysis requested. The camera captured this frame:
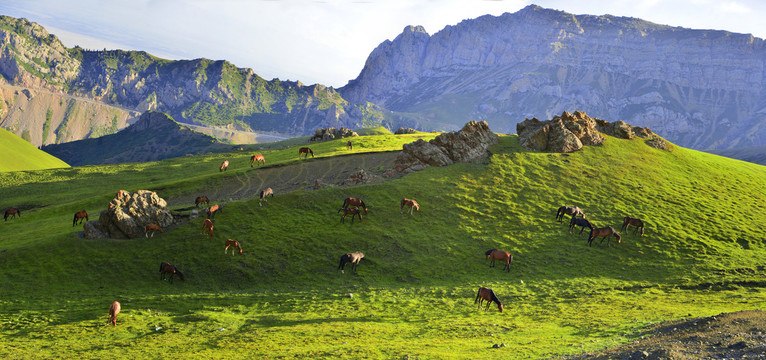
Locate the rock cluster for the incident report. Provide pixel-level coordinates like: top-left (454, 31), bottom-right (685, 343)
top-left (309, 127), bottom-right (358, 142)
top-left (394, 120), bottom-right (498, 173)
top-left (395, 127), bottom-right (417, 134)
top-left (516, 111), bottom-right (659, 153)
top-left (84, 190), bottom-right (174, 239)
top-left (341, 169), bottom-right (378, 186)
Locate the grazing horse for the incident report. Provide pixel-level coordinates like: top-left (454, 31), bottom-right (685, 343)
top-left (486, 250), bottom-right (512, 272)
top-left (145, 224), bottom-right (163, 237)
top-left (569, 217), bottom-right (594, 235)
top-left (587, 226), bottom-right (622, 247)
top-left (72, 210), bottom-right (88, 226)
top-left (250, 154), bottom-right (265, 167)
top-left (159, 262), bottom-right (185, 284)
top-left (201, 219), bottom-right (214, 238)
top-left (556, 206), bottom-right (585, 222)
top-left (338, 206), bottom-right (363, 223)
top-left (346, 141), bottom-right (353, 150)
top-left (341, 197), bottom-right (368, 215)
top-left (108, 301), bottom-right (121, 326)
top-left (219, 160), bottom-right (229, 172)
top-left (400, 198), bottom-right (419, 215)
top-left (621, 216), bottom-right (645, 236)
top-left (4, 208), bottom-right (20, 221)
top-left (195, 196), bottom-right (210, 208)
top-left (298, 147), bottom-right (315, 159)
top-left (475, 287), bottom-right (503, 313)
top-left (338, 251), bottom-right (365, 273)
top-left (224, 239), bottom-right (243, 255)
top-left (259, 187), bottom-right (274, 206)
top-left (206, 204), bottom-right (223, 219)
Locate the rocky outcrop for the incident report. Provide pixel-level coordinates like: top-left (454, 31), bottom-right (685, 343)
top-left (309, 127), bottom-right (358, 142)
top-left (88, 190), bottom-right (174, 239)
top-left (517, 111), bottom-right (659, 153)
top-left (341, 169), bottom-right (378, 186)
top-left (395, 127), bottom-right (417, 134)
top-left (394, 120), bottom-right (498, 173)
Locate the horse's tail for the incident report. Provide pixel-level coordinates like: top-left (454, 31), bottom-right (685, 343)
top-left (338, 255), bottom-right (346, 270)
top-left (474, 287), bottom-right (481, 304)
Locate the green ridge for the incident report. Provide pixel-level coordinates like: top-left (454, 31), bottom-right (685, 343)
top-left (0, 127), bottom-right (69, 172)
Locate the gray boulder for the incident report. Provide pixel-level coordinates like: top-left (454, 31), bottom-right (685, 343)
top-left (89, 190), bottom-right (174, 239)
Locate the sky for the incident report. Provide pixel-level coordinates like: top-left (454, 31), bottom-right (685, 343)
top-left (0, 0), bottom-right (764, 88)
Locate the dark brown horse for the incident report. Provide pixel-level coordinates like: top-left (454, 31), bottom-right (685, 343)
top-left (475, 287), bottom-right (503, 312)
top-left (159, 262), bottom-right (185, 284)
top-left (73, 210), bottom-right (88, 226)
top-left (621, 216), bottom-right (645, 236)
top-left (341, 197), bottom-right (368, 215)
top-left (299, 147), bottom-right (315, 159)
top-left (4, 208), bottom-right (20, 221)
top-left (108, 301), bottom-right (121, 326)
top-left (400, 198), bottom-right (419, 215)
top-left (225, 239), bottom-right (243, 255)
top-left (219, 160), bottom-right (229, 172)
top-left (250, 154), bottom-right (265, 167)
top-left (338, 206), bottom-right (363, 223)
top-left (145, 224), bottom-right (163, 237)
top-left (569, 217), bottom-right (594, 235)
top-left (195, 196), bottom-right (210, 208)
top-left (556, 206), bottom-right (585, 222)
top-left (338, 251), bottom-right (365, 273)
top-left (346, 141), bottom-right (353, 150)
top-left (259, 187), bottom-right (274, 206)
top-left (587, 226), bottom-right (622, 247)
top-left (201, 218), bottom-right (214, 238)
top-left (485, 249), bottom-right (512, 272)
top-left (206, 204), bottom-right (223, 219)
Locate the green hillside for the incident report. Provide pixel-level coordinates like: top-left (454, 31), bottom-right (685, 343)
top-left (0, 133), bottom-right (764, 359)
top-left (0, 126), bottom-right (69, 172)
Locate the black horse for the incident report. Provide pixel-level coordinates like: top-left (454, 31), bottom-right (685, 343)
top-left (569, 217), bottom-right (594, 235)
top-left (338, 252), bottom-right (365, 273)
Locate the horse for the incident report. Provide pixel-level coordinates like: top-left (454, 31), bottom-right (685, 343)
top-left (341, 197), bottom-right (368, 215)
top-left (556, 206), bottom-right (585, 222)
top-left (225, 239), bottom-right (243, 255)
top-left (400, 198), bottom-right (419, 215)
top-left (259, 187), bottom-right (274, 206)
top-left (72, 210), bottom-right (88, 226)
top-left (587, 226), bottom-right (622, 247)
top-left (206, 204), bottom-right (223, 219)
top-left (250, 154), bottom-right (265, 167)
top-left (4, 208), bottom-right (20, 221)
top-left (569, 217), bottom-right (594, 235)
top-left (621, 216), bottom-right (645, 236)
top-left (108, 301), bottom-right (121, 326)
top-left (486, 249), bottom-right (512, 272)
top-left (298, 147), bottom-right (315, 159)
top-left (346, 141), bottom-right (353, 150)
top-left (219, 160), bottom-right (229, 172)
top-left (145, 224), bottom-right (163, 237)
top-left (338, 206), bottom-right (363, 223)
top-left (195, 196), bottom-right (210, 208)
top-left (159, 262), bottom-right (185, 284)
top-left (201, 218), bottom-right (214, 238)
top-left (338, 251), bottom-right (365, 273)
top-left (474, 287), bottom-right (503, 313)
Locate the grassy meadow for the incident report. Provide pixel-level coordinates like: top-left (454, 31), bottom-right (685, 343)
top-left (0, 126), bottom-right (69, 172)
top-left (0, 131), bottom-right (765, 359)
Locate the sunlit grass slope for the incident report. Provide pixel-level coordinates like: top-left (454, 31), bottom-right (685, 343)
top-left (0, 133), bottom-right (764, 359)
top-left (0, 127), bottom-right (69, 172)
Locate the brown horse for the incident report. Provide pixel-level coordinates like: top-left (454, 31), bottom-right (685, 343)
top-left (159, 262), bottom-right (185, 284)
top-left (338, 251), bottom-right (365, 273)
top-left (587, 226), bottom-right (622, 247)
top-left (73, 210), bottom-right (88, 226)
top-left (556, 206), bottom-right (585, 222)
top-left (108, 301), bottom-right (121, 326)
top-left (259, 187), bottom-right (274, 206)
top-left (145, 224), bottom-right (163, 237)
top-left (400, 198), bottom-right (420, 215)
top-left (485, 249), bottom-right (512, 272)
top-left (225, 239), bottom-right (243, 255)
top-left (338, 206), bottom-right (363, 223)
top-left (250, 154), bottom-right (265, 167)
top-left (341, 197), bottom-right (368, 215)
top-left (621, 216), bottom-right (645, 236)
top-left (206, 204), bottom-right (223, 219)
top-left (475, 287), bottom-right (503, 312)
top-left (201, 219), bottom-right (214, 238)
top-left (346, 141), bottom-right (353, 150)
top-left (195, 196), bottom-right (210, 208)
top-left (4, 208), bottom-right (20, 221)
top-left (219, 160), bottom-right (229, 172)
top-left (299, 147), bottom-right (315, 159)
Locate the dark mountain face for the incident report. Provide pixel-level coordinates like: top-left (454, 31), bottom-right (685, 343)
top-left (340, 5), bottom-right (766, 151)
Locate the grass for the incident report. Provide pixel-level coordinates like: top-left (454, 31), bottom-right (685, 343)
top-left (0, 127), bottom-right (69, 172)
top-left (0, 133), bottom-right (765, 358)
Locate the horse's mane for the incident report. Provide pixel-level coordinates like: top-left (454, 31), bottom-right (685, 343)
top-left (485, 249), bottom-right (497, 256)
top-left (489, 289), bottom-right (501, 304)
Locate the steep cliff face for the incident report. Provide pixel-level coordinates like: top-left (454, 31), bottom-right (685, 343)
top-left (340, 5), bottom-right (766, 151)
